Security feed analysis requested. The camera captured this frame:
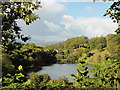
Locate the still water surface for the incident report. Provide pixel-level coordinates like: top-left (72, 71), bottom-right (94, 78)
top-left (37, 64), bottom-right (93, 81)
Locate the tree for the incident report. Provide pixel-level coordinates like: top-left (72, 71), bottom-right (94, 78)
top-left (104, 1), bottom-right (120, 34)
top-left (96, 43), bottom-right (103, 52)
top-left (105, 34), bottom-right (116, 42)
top-left (1, 1), bottom-right (41, 75)
top-left (1, 2), bottom-right (41, 47)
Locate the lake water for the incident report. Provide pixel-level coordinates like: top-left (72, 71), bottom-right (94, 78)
top-left (37, 64), bottom-right (93, 81)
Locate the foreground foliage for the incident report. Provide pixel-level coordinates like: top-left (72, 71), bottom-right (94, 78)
top-left (2, 56), bottom-right (120, 89)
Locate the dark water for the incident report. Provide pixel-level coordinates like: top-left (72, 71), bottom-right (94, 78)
top-left (37, 64), bottom-right (93, 81)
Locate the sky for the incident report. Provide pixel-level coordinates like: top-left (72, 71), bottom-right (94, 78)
top-left (18, 0), bottom-right (118, 42)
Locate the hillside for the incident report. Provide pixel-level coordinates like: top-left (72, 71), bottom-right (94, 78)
top-left (46, 34), bottom-right (119, 64)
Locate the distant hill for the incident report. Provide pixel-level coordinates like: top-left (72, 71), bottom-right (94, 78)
top-left (28, 40), bottom-right (59, 47)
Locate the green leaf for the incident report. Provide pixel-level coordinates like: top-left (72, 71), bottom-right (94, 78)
top-left (18, 65), bottom-right (23, 71)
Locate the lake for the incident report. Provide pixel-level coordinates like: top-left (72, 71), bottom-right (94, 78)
top-left (37, 64), bottom-right (93, 81)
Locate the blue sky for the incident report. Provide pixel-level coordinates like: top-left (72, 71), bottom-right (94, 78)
top-left (61, 2), bottom-right (112, 18)
top-left (18, 1), bottom-right (117, 42)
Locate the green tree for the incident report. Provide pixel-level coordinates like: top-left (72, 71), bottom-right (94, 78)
top-left (104, 1), bottom-right (120, 34)
top-left (105, 34), bottom-right (116, 42)
top-left (1, 2), bottom-right (41, 53)
top-left (2, 55), bottom-right (15, 75)
top-left (25, 72), bottom-right (50, 89)
top-left (88, 37), bottom-right (107, 50)
top-left (107, 42), bottom-right (117, 53)
top-left (1, 1), bottom-right (41, 72)
top-left (96, 43), bottom-right (103, 52)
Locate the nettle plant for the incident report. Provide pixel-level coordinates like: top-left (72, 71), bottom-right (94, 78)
top-left (92, 59), bottom-right (120, 88)
top-left (70, 53), bottom-right (120, 88)
top-left (2, 65), bottom-right (27, 89)
top-left (70, 53), bottom-right (94, 88)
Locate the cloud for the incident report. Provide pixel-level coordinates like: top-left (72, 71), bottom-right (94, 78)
top-left (43, 20), bottom-right (61, 31)
top-left (63, 15), bottom-right (74, 21)
top-left (41, 0), bottom-right (65, 12)
top-left (19, 1), bottom-right (118, 42)
top-left (61, 16), bottom-right (117, 38)
top-left (36, 0), bottom-right (67, 24)
top-left (85, 6), bottom-right (93, 12)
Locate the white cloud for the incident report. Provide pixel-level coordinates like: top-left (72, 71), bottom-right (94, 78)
top-left (19, 1), bottom-right (118, 42)
top-left (63, 15), bottom-right (74, 21)
top-left (61, 15), bottom-right (117, 38)
top-left (85, 6), bottom-right (93, 12)
top-left (43, 20), bottom-right (61, 31)
top-left (37, 0), bottom-right (67, 23)
top-left (86, 27), bottom-right (104, 36)
top-left (41, 0), bottom-right (65, 12)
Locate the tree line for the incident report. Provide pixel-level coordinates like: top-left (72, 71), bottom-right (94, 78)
top-left (47, 34), bottom-right (119, 64)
